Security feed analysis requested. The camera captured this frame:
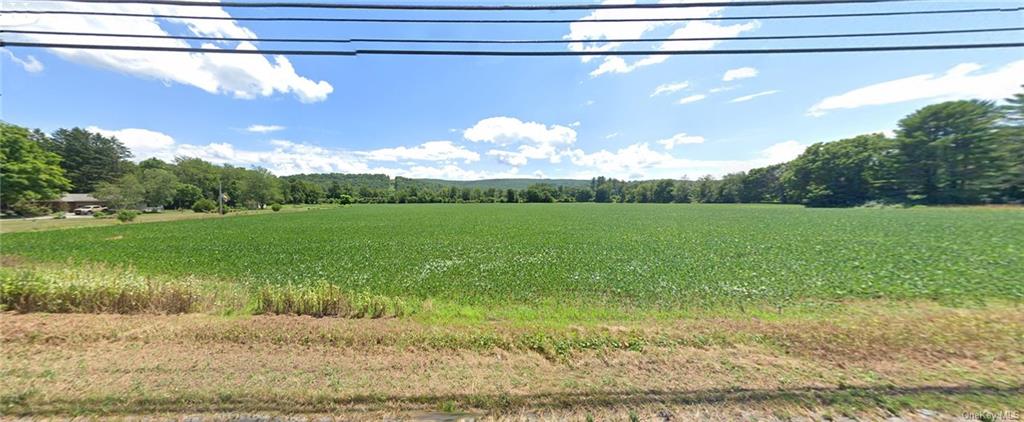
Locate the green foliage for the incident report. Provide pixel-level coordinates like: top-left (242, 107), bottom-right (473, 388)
top-left (782, 134), bottom-right (888, 207)
top-left (4, 205), bottom-right (1021, 308)
top-left (10, 200), bottom-right (52, 217)
top-left (524, 183), bottom-right (559, 203)
top-left (887, 100), bottom-right (1005, 204)
top-left (191, 198), bottom-right (217, 213)
top-left (270, 203), bottom-right (282, 212)
top-left (40, 127), bottom-right (133, 193)
top-left (116, 210), bottom-right (140, 223)
top-left (94, 173), bottom-right (145, 210)
top-left (173, 183), bottom-right (203, 209)
top-left (140, 168), bottom-right (178, 207)
top-left (0, 122), bottom-right (71, 209)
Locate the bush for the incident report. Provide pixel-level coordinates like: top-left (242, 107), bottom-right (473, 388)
top-left (192, 198), bottom-right (217, 213)
top-left (338, 194), bottom-right (354, 205)
top-left (11, 200), bottom-right (52, 217)
top-left (116, 210), bottom-right (140, 223)
top-left (271, 203), bottom-right (282, 212)
top-left (52, 212), bottom-right (66, 220)
top-left (92, 211), bottom-right (110, 218)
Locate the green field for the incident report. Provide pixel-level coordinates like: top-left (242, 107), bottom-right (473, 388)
top-left (3, 204), bottom-right (1022, 309)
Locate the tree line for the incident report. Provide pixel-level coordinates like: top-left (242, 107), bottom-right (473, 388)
top-left (1, 88), bottom-right (1020, 216)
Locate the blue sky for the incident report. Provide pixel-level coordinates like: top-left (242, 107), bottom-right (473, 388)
top-left (2, 0), bottom-right (1023, 180)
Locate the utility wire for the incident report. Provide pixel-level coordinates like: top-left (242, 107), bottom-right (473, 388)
top-left (18, 0), bottom-right (920, 11)
top-left (6, 6), bottom-right (1020, 24)
top-left (3, 40), bottom-right (1022, 55)
top-left (5, 27), bottom-right (1023, 44)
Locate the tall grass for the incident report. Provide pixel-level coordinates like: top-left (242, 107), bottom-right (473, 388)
top-left (0, 265), bottom-right (200, 314)
top-left (0, 263), bottom-right (411, 318)
top-left (253, 283), bottom-right (411, 318)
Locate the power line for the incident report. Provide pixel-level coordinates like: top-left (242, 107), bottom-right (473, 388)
top-left (18, 0), bottom-right (919, 11)
top-left (6, 6), bottom-right (1020, 24)
top-left (3, 40), bottom-right (1022, 56)
top-left (5, 27), bottom-right (1023, 45)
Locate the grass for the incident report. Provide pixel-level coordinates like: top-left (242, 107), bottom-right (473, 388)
top-left (2, 204), bottom-right (1022, 313)
top-left (0, 262), bottom-right (411, 318)
top-left (1, 304), bottom-right (1021, 417)
top-left (1, 203), bottom-right (1022, 417)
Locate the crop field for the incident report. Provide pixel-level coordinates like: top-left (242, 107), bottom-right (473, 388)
top-left (2, 204), bottom-right (1022, 310)
top-left (3, 204), bottom-right (1024, 418)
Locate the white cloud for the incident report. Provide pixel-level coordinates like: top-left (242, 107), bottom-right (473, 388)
top-left (656, 132), bottom-right (705, 149)
top-left (86, 126), bottom-right (175, 160)
top-left (246, 124), bottom-right (285, 133)
top-left (730, 90), bottom-right (780, 103)
top-left (87, 126), bottom-right (482, 176)
top-left (678, 94), bottom-right (706, 104)
top-left (464, 117), bottom-right (577, 146)
top-left (585, 100), bottom-right (596, 106)
top-left (807, 60), bottom-right (1024, 117)
top-left (606, 132), bottom-right (620, 139)
top-left (569, 121), bottom-right (582, 127)
top-left (569, 0), bottom-right (760, 78)
top-left (567, 140), bottom-right (804, 179)
top-left (464, 116), bottom-right (579, 167)
top-left (708, 85), bottom-right (737, 93)
top-left (362, 141), bottom-right (480, 163)
top-left (722, 67), bottom-right (757, 81)
top-left (1, 49), bottom-right (44, 73)
top-left (651, 81), bottom-right (690, 97)
top-left (0, 3), bottom-right (332, 102)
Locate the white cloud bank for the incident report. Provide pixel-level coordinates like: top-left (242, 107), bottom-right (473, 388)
top-left (566, 140), bottom-right (804, 180)
top-left (0, 3), bottom-right (332, 102)
top-left (722, 67), bottom-right (757, 81)
top-left (91, 116), bottom-right (805, 182)
top-left (565, 0), bottom-right (759, 77)
top-left (808, 60), bottom-right (1024, 117)
top-left (86, 126), bottom-right (483, 177)
top-left (464, 117), bottom-right (578, 167)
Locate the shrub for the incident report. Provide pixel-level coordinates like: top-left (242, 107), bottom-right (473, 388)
top-left (338, 194), bottom-right (354, 205)
top-left (53, 212), bottom-right (66, 220)
top-left (11, 200), bottom-right (52, 217)
top-left (192, 198), bottom-right (217, 213)
top-left (271, 203), bottom-right (282, 212)
top-left (92, 211), bottom-right (109, 218)
top-left (116, 210), bottom-right (140, 223)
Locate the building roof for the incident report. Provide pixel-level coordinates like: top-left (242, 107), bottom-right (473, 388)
top-left (57, 193), bottom-right (101, 202)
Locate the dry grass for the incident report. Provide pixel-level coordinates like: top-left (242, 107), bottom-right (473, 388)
top-left (0, 262), bottom-right (408, 318)
top-left (1, 308), bottom-right (1021, 418)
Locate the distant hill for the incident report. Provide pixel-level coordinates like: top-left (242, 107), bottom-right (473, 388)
top-left (282, 173), bottom-right (392, 190)
top-left (404, 178), bottom-right (591, 190)
top-left (285, 173), bottom-right (591, 191)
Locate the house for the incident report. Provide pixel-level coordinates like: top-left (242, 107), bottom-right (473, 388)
top-left (42, 193), bottom-right (105, 211)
